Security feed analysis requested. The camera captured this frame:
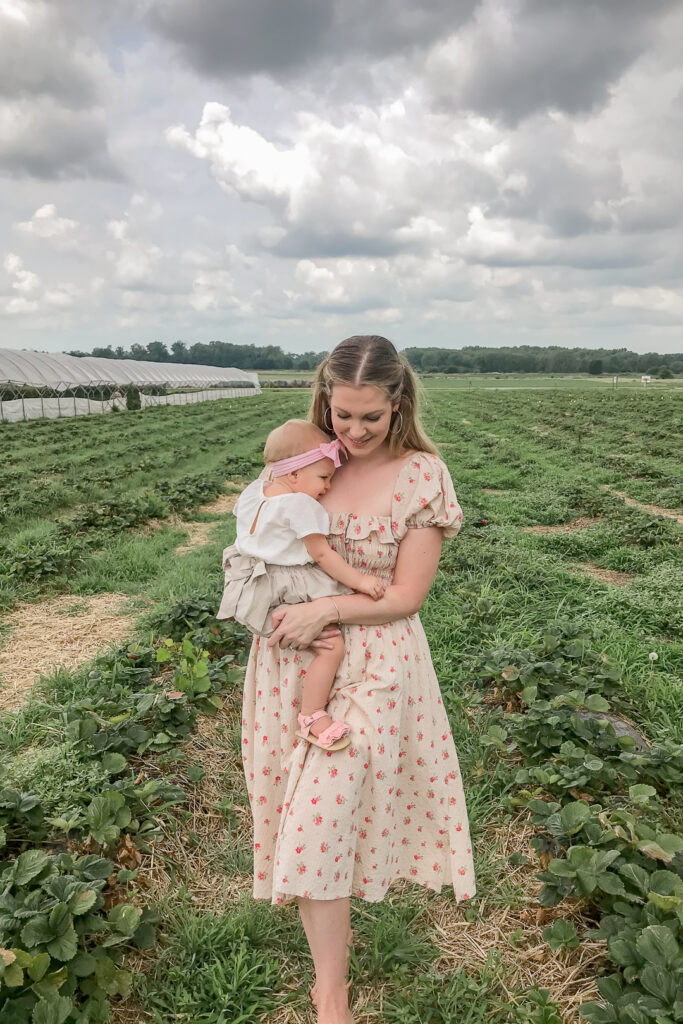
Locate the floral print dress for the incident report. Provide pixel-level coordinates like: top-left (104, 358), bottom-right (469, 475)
top-left (240, 452), bottom-right (476, 905)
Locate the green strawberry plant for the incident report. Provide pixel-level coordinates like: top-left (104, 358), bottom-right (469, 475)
top-left (0, 849), bottom-right (159, 1023)
top-left (474, 621), bottom-right (683, 1024)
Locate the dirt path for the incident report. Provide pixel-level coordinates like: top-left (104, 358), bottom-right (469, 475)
top-left (570, 563), bottom-right (634, 586)
top-left (174, 491), bottom-right (240, 555)
top-left (604, 486), bottom-right (683, 523)
top-left (522, 516), bottom-right (602, 535)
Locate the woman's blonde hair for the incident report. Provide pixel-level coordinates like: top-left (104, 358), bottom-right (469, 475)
top-left (309, 335), bottom-right (437, 456)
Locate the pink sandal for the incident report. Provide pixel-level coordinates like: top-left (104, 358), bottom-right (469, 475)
top-left (297, 710), bottom-right (351, 751)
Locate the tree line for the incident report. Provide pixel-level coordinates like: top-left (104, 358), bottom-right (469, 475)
top-left (67, 341), bottom-right (683, 376)
top-left (67, 341), bottom-right (324, 371)
top-left (404, 345), bottom-right (681, 376)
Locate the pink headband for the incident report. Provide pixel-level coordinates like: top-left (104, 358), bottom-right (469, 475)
top-left (270, 438), bottom-right (344, 477)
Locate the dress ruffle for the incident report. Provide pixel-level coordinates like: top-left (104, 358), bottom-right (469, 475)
top-left (392, 452), bottom-right (464, 539)
top-left (327, 453), bottom-right (464, 543)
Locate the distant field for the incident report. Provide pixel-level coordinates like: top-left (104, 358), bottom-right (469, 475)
top-left (420, 372), bottom-right (682, 389)
top-left (258, 369), bottom-right (682, 389)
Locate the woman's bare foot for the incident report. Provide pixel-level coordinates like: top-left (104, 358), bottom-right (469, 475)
top-left (314, 989), bottom-right (354, 1024)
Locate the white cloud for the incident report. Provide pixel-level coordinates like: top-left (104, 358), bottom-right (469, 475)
top-left (108, 239), bottom-right (164, 289)
top-left (15, 204), bottom-right (80, 249)
top-left (167, 98), bottom-right (499, 258)
top-left (613, 287), bottom-right (683, 318)
top-left (0, 252), bottom-right (81, 318)
top-left (44, 283), bottom-right (81, 308)
top-left (0, 0), bottom-right (30, 26)
top-left (168, 103), bottom-right (314, 204)
top-left (3, 252), bottom-right (40, 294)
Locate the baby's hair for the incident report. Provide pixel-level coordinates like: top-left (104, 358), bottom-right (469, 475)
top-left (263, 419), bottom-right (330, 464)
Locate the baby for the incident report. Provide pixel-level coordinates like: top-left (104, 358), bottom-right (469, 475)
top-left (217, 419), bottom-right (385, 751)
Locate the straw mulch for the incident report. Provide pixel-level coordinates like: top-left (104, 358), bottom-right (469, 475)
top-left (109, 690), bottom-right (254, 1024)
top-left (570, 563), bottom-right (634, 586)
top-left (424, 816), bottom-right (606, 1023)
top-left (110, 725), bottom-right (606, 1024)
top-left (173, 520), bottom-right (217, 555)
top-left (604, 486), bottom-right (683, 523)
top-left (174, 490), bottom-right (241, 554)
top-left (199, 490), bottom-right (242, 515)
top-left (0, 592), bottom-right (137, 712)
top-left (523, 517), bottom-right (602, 535)
top-left (120, 696), bottom-right (253, 914)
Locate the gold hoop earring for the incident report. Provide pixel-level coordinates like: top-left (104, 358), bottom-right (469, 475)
top-left (324, 407), bottom-right (334, 432)
top-left (391, 410), bottom-right (404, 434)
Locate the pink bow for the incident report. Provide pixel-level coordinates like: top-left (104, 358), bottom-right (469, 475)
top-left (270, 437), bottom-right (345, 477)
top-left (318, 439), bottom-right (343, 468)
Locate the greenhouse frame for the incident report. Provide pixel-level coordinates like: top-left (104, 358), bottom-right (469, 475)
top-left (0, 348), bottom-right (260, 423)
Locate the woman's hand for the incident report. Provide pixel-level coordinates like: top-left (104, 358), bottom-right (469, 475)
top-left (309, 625), bottom-right (343, 650)
top-left (267, 600), bottom-right (337, 651)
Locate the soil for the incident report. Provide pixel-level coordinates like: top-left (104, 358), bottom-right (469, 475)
top-left (174, 491), bottom-right (241, 554)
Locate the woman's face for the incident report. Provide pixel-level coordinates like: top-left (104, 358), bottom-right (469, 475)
top-left (328, 384), bottom-right (396, 458)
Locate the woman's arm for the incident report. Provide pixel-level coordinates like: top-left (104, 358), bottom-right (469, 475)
top-left (268, 527), bottom-right (444, 648)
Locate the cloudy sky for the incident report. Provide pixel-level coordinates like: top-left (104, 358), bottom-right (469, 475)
top-left (1, 0), bottom-right (682, 356)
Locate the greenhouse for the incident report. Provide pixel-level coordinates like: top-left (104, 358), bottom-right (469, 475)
top-left (0, 348), bottom-right (260, 423)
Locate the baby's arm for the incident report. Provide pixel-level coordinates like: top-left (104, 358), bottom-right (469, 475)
top-left (304, 534), bottom-right (385, 599)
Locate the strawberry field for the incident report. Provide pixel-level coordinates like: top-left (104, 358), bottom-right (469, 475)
top-left (1, 383), bottom-right (681, 1023)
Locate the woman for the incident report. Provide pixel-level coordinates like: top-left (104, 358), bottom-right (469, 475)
top-left (240, 335), bottom-right (475, 1024)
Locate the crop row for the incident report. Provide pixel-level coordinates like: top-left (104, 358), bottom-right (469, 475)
top-left (471, 619), bottom-right (682, 1022)
top-left (425, 389), bottom-right (682, 510)
top-left (0, 596), bottom-right (251, 1023)
top-left (0, 395), bottom-right (305, 535)
top-left (0, 457), bottom-right (259, 599)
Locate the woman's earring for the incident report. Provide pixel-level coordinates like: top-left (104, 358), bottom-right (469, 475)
top-left (391, 410), bottom-right (404, 434)
top-left (324, 407), bottom-right (334, 432)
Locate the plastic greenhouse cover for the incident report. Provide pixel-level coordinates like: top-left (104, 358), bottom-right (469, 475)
top-left (0, 348), bottom-right (259, 389)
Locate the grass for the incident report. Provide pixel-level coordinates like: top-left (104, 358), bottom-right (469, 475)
top-left (1, 382), bottom-right (681, 1022)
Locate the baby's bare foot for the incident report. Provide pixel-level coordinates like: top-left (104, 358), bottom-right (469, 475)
top-left (309, 713), bottom-right (333, 738)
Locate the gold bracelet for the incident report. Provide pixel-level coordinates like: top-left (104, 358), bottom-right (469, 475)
top-left (329, 596), bottom-right (343, 626)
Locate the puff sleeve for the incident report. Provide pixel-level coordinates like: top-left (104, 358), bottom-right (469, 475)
top-left (282, 493), bottom-right (330, 539)
top-left (391, 452), bottom-right (463, 540)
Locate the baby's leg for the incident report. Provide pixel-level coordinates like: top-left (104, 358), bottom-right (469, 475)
top-left (300, 634), bottom-right (346, 739)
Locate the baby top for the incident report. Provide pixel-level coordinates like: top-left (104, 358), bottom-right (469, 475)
top-left (234, 479), bottom-right (329, 566)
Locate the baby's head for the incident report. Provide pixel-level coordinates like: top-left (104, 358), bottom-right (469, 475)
top-left (264, 419), bottom-right (340, 500)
